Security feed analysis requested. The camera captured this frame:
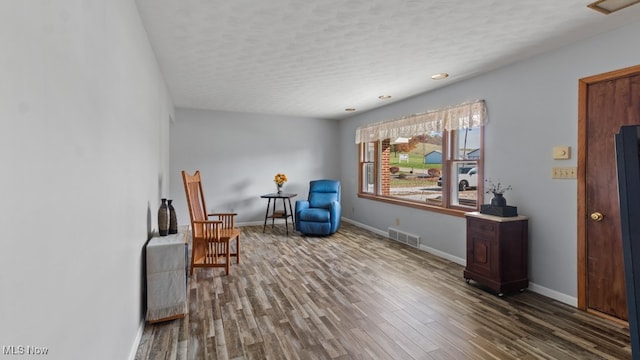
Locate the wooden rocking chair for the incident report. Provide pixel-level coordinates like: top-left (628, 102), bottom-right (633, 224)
top-left (182, 170), bottom-right (240, 275)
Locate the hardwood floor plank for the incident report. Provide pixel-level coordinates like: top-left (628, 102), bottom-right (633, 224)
top-left (213, 317), bottom-right (229, 360)
top-left (316, 336), bottom-right (347, 359)
top-left (424, 321), bottom-right (488, 360)
top-left (378, 310), bottom-right (440, 353)
top-left (255, 315), bottom-right (289, 360)
top-left (221, 303), bottom-right (245, 359)
top-left (244, 342), bottom-right (266, 360)
top-left (373, 320), bottom-right (433, 359)
top-left (137, 223), bottom-right (632, 360)
top-left (348, 326), bottom-right (401, 360)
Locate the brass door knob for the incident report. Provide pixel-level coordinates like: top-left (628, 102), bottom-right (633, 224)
top-left (590, 212), bottom-right (604, 222)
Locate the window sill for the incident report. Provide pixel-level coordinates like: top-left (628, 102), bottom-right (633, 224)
top-left (357, 193), bottom-right (474, 217)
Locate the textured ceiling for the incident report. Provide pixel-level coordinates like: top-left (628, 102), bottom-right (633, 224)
top-left (135, 0), bottom-right (640, 120)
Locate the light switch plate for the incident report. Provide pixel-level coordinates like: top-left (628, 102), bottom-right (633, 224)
top-left (553, 146), bottom-right (571, 160)
top-left (552, 167), bottom-right (577, 179)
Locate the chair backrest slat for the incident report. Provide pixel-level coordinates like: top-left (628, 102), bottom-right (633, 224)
top-left (182, 170), bottom-right (209, 237)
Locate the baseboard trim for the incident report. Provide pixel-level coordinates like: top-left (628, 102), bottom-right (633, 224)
top-left (128, 319), bottom-right (145, 360)
top-left (527, 282), bottom-right (577, 307)
top-left (237, 220), bottom-right (265, 227)
top-left (341, 217), bottom-right (387, 237)
top-left (419, 244), bottom-right (465, 266)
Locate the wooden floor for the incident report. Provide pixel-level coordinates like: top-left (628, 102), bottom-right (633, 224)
top-left (135, 222), bottom-right (631, 359)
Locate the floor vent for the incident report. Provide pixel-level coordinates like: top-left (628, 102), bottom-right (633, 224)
top-left (388, 227), bottom-right (420, 248)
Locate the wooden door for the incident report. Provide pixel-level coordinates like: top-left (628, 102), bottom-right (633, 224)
top-left (578, 65), bottom-right (640, 321)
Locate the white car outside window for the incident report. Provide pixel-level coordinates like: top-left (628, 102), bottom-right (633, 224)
top-left (458, 167), bottom-right (477, 191)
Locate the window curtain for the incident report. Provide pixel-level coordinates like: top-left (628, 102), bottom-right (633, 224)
top-left (355, 100), bottom-right (486, 144)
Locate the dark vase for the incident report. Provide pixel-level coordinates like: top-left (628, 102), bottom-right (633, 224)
top-left (158, 198), bottom-right (169, 236)
top-left (168, 199), bottom-right (178, 234)
top-left (491, 193), bottom-right (507, 207)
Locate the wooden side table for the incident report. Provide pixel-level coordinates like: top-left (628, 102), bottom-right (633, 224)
top-left (463, 211), bottom-right (529, 296)
top-left (261, 193), bottom-right (296, 235)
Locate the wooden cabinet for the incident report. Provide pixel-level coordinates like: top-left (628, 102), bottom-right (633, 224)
top-left (464, 212), bottom-right (529, 296)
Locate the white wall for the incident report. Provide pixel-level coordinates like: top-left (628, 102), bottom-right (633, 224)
top-left (338, 20), bottom-right (640, 304)
top-left (0, 1), bottom-right (173, 359)
top-left (170, 108), bottom-right (340, 227)
top-left (2, 3), bottom-right (634, 356)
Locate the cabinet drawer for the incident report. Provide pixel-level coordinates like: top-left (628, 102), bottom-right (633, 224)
top-left (467, 218), bottom-right (497, 237)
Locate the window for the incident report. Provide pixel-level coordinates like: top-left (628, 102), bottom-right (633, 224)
top-left (361, 141), bottom-right (376, 194)
top-left (356, 101), bottom-right (486, 215)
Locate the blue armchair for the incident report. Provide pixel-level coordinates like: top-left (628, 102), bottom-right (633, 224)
top-left (295, 180), bottom-right (341, 235)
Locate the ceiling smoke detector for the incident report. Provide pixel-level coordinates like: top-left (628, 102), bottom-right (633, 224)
top-left (588, 0), bottom-right (640, 14)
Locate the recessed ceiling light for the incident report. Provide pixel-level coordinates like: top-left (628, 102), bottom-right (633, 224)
top-left (345, 108), bottom-right (356, 112)
top-left (431, 73), bottom-right (449, 80)
top-left (378, 95), bottom-right (392, 100)
top-left (588, 0), bottom-right (640, 14)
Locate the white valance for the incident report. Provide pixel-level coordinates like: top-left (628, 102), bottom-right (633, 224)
top-left (355, 100), bottom-right (487, 144)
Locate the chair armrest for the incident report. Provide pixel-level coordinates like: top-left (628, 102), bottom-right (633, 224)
top-left (192, 220), bottom-right (223, 228)
top-left (208, 212), bottom-right (237, 217)
top-left (295, 200), bottom-right (310, 231)
top-left (329, 201), bottom-right (341, 218)
top-left (329, 201), bottom-right (342, 233)
top-left (295, 200), bottom-right (310, 214)
top-left (193, 220), bottom-right (222, 224)
top-left (207, 213), bottom-right (237, 229)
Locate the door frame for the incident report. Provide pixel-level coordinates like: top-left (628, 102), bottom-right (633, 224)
top-left (577, 64), bottom-right (640, 316)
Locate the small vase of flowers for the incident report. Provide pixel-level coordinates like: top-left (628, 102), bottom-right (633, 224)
top-left (274, 173), bottom-right (287, 193)
top-left (485, 179), bottom-right (512, 207)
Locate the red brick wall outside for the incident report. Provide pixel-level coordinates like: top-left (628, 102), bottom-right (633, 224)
top-left (381, 139), bottom-right (390, 195)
